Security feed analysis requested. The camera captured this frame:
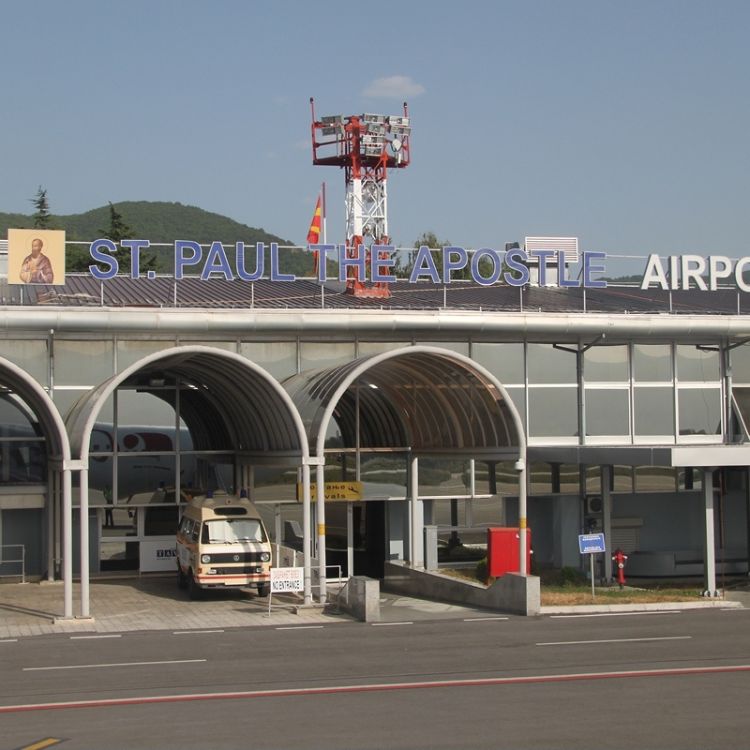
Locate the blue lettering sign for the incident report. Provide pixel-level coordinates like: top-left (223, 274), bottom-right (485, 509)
top-left (339, 244), bottom-right (367, 282)
top-left (236, 242), bottom-right (264, 281)
top-left (121, 239), bottom-right (150, 279)
top-left (371, 245), bottom-right (396, 283)
top-left (175, 240), bottom-right (203, 279)
top-left (471, 248), bottom-right (502, 286)
top-left (201, 241), bottom-right (234, 281)
top-left (89, 239), bottom-right (119, 280)
top-left (270, 242), bottom-right (295, 282)
top-left (409, 245), bottom-right (440, 283)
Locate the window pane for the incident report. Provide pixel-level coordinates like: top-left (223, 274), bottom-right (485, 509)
top-left (418, 458), bottom-right (471, 496)
top-left (635, 466), bottom-right (676, 493)
top-left (633, 345), bottom-right (672, 382)
top-left (527, 344), bottom-right (577, 384)
top-left (504, 387), bottom-right (526, 428)
top-left (415, 341), bottom-right (469, 356)
top-left (584, 346), bottom-right (628, 382)
top-left (528, 387), bottom-right (578, 437)
top-left (634, 387), bottom-right (674, 436)
top-left (55, 340), bottom-right (113, 385)
top-left (585, 389), bottom-right (629, 436)
top-left (612, 465), bottom-right (633, 493)
top-left (528, 462), bottom-right (552, 495)
top-left (558, 464), bottom-right (580, 494)
top-left (357, 341), bottom-right (411, 357)
top-left (0, 339), bottom-right (48, 384)
top-left (731, 344), bottom-right (750, 385)
top-left (300, 341), bottom-right (356, 371)
top-left (240, 341), bottom-right (297, 380)
top-left (117, 340), bottom-right (174, 370)
top-left (359, 452), bottom-right (407, 499)
top-left (676, 346), bottom-right (720, 382)
top-left (678, 388), bottom-right (722, 436)
top-left (472, 343), bottom-right (524, 384)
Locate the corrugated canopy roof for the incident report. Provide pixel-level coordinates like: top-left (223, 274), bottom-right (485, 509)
top-left (283, 346), bottom-right (523, 459)
top-left (65, 346), bottom-right (308, 462)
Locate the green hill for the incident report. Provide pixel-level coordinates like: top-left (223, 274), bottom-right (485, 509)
top-left (0, 201), bottom-right (319, 277)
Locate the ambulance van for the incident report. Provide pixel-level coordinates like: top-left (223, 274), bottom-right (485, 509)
top-left (176, 490), bottom-right (272, 599)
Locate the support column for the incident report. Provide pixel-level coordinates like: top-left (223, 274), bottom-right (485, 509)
top-left (79, 467), bottom-right (91, 619)
top-left (518, 461), bottom-right (528, 575)
top-left (46, 467), bottom-right (55, 582)
top-left (62, 467), bottom-right (73, 619)
top-left (316, 463), bottom-right (327, 604)
top-left (302, 462), bottom-right (312, 605)
top-left (601, 465), bottom-right (613, 582)
top-left (703, 468), bottom-right (717, 596)
top-left (410, 455), bottom-right (423, 567)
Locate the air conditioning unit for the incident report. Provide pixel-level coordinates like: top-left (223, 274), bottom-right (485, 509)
top-left (585, 495), bottom-right (603, 515)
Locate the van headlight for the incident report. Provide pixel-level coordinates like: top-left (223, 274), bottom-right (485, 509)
top-left (260, 552), bottom-right (271, 562)
top-left (201, 554), bottom-right (211, 563)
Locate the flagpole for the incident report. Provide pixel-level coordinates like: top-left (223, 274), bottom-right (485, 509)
top-left (321, 181), bottom-right (327, 245)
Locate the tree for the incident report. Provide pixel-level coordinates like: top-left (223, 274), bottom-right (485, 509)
top-left (96, 202), bottom-right (157, 274)
top-left (401, 231), bottom-right (491, 281)
top-left (30, 186), bottom-right (51, 229)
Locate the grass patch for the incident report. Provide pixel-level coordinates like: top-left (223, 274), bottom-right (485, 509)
top-left (440, 564), bottom-right (704, 605)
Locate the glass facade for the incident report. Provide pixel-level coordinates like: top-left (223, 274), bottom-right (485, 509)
top-left (0, 335), bottom-right (731, 506)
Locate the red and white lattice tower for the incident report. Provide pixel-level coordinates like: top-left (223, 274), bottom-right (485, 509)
top-left (310, 98), bottom-right (411, 298)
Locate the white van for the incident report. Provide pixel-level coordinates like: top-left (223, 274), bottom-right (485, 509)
top-left (176, 491), bottom-right (272, 599)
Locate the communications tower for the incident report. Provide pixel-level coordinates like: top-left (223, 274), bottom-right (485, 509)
top-left (310, 98), bottom-right (411, 297)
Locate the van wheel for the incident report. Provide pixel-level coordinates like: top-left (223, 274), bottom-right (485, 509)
top-left (257, 583), bottom-right (269, 598)
top-left (188, 571), bottom-right (203, 600)
top-left (178, 566), bottom-right (188, 590)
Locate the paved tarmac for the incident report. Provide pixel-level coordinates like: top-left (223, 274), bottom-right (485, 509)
top-left (0, 575), bottom-right (743, 638)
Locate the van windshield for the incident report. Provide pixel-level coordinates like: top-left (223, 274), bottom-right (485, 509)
top-left (202, 518), bottom-right (266, 544)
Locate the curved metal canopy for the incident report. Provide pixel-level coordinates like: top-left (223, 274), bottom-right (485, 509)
top-left (66, 346), bottom-right (309, 461)
top-left (0, 356), bottom-right (70, 462)
top-left (283, 346), bottom-right (523, 459)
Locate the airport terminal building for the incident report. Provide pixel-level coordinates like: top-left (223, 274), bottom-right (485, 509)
top-left (1, 243), bottom-right (750, 618)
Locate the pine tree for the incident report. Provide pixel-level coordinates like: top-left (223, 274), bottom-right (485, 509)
top-left (98, 202), bottom-right (157, 274)
top-left (30, 186), bottom-right (51, 228)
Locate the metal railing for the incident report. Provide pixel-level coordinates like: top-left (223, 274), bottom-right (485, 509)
top-left (0, 544), bottom-right (26, 583)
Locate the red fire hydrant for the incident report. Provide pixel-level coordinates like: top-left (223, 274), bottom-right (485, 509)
top-left (612, 548), bottom-right (628, 589)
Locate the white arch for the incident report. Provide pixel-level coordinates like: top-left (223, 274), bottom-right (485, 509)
top-left (308, 346), bottom-right (528, 590)
top-left (0, 357), bottom-right (74, 617)
top-left (65, 345), bottom-right (313, 612)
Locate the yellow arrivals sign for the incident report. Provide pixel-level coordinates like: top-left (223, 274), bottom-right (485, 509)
top-left (297, 481), bottom-right (364, 502)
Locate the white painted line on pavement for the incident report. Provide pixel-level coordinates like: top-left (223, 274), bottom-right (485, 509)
top-left (173, 630), bottom-right (225, 635)
top-left (372, 621), bottom-right (413, 626)
top-left (0, 639), bottom-right (18, 643)
top-left (70, 634), bottom-right (121, 640)
top-left (23, 659), bottom-right (206, 672)
top-left (5, 663), bottom-right (750, 713)
top-left (464, 617), bottom-right (509, 622)
top-left (537, 636), bottom-right (692, 646)
top-left (551, 610), bottom-right (681, 619)
top-left (275, 625), bottom-right (324, 631)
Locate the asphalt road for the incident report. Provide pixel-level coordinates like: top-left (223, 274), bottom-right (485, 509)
top-left (2, 608), bottom-right (750, 749)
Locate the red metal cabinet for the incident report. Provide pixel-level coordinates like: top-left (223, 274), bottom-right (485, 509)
top-left (487, 527), bottom-right (532, 578)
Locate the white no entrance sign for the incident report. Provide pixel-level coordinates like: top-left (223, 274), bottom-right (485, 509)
top-left (270, 566), bottom-right (304, 593)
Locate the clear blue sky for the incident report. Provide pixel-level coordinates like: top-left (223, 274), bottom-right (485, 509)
top-left (2, 1), bottom-right (748, 274)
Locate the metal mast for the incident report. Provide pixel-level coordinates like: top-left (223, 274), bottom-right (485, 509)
top-left (310, 98), bottom-right (411, 297)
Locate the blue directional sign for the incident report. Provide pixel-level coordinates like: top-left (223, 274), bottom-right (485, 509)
top-left (578, 533), bottom-right (606, 555)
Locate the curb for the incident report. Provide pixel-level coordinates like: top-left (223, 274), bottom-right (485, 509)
top-left (540, 600), bottom-right (743, 615)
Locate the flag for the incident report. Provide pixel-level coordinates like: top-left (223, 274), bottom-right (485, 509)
top-left (307, 195), bottom-right (322, 274)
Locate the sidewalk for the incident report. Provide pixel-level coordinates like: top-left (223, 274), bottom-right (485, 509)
top-left (0, 577), bottom-right (746, 639)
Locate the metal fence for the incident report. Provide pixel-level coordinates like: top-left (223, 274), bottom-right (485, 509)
top-left (0, 544), bottom-right (26, 583)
